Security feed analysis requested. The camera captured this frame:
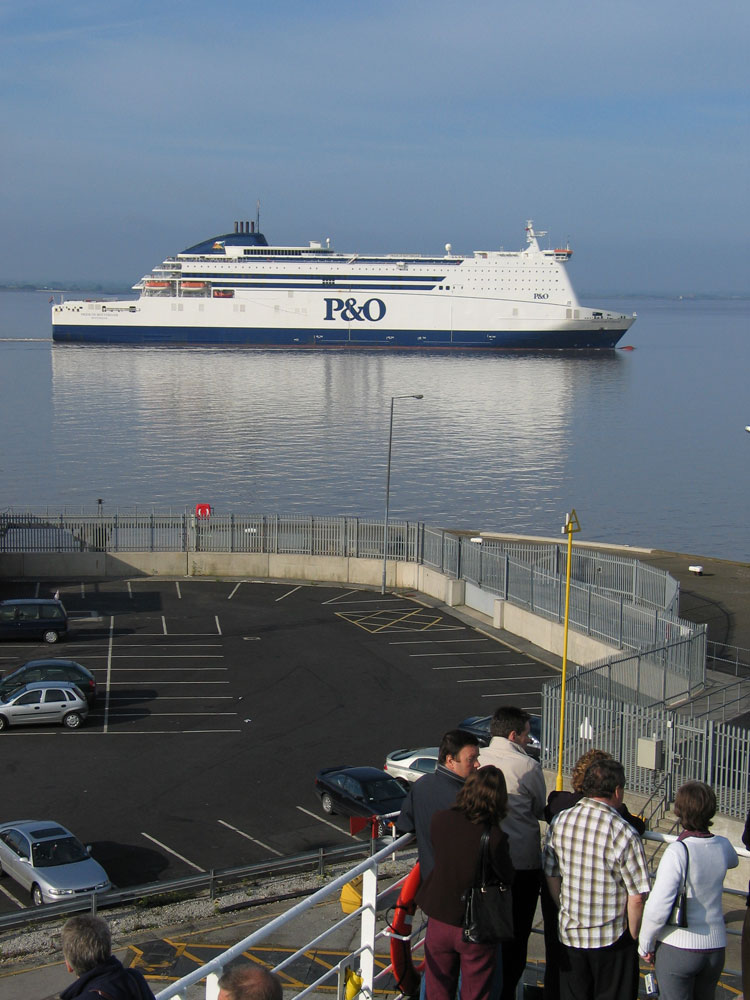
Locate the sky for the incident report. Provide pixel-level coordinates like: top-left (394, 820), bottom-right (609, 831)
top-left (0, 0), bottom-right (747, 294)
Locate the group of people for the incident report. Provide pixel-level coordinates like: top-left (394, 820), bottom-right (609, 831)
top-left (56, 707), bottom-right (749, 1000)
top-left (395, 705), bottom-right (749, 1000)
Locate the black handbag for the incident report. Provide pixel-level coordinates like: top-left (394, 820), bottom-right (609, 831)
top-left (666, 840), bottom-right (689, 928)
top-left (462, 828), bottom-right (514, 944)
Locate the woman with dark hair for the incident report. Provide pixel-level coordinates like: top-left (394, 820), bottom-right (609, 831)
top-left (416, 765), bottom-right (514, 1000)
top-left (638, 781), bottom-right (738, 1000)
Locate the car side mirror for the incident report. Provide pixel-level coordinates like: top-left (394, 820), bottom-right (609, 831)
top-left (86, 845), bottom-right (93, 855)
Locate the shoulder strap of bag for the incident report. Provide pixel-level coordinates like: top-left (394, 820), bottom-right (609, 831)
top-left (475, 826), bottom-right (491, 887)
top-left (679, 840), bottom-right (690, 893)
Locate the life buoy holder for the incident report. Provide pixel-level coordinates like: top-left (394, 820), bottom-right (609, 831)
top-left (388, 862), bottom-right (424, 998)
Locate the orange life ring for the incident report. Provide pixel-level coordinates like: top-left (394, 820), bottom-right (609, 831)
top-left (389, 862), bottom-right (424, 997)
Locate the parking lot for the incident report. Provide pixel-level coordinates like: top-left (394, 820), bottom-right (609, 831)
top-left (0, 578), bottom-right (558, 910)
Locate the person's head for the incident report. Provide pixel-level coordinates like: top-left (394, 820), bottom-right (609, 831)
top-left (490, 706), bottom-right (531, 747)
top-left (673, 781), bottom-right (716, 832)
top-left (438, 729), bottom-right (480, 778)
top-left (571, 749), bottom-right (612, 793)
top-left (217, 965), bottom-right (283, 1000)
top-left (61, 915), bottom-right (112, 976)
top-left (580, 757), bottom-right (625, 804)
top-left (454, 765), bottom-right (508, 825)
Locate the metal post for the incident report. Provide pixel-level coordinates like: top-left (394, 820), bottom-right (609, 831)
top-left (381, 394), bottom-right (423, 595)
top-left (556, 509), bottom-right (581, 792)
top-left (359, 866), bottom-right (378, 999)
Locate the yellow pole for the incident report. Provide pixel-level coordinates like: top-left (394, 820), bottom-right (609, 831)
top-left (556, 509), bottom-right (580, 792)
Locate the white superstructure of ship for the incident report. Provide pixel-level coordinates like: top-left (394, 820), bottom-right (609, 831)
top-left (52, 220), bottom-right (635, 349)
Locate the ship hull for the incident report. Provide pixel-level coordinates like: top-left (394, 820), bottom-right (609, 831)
top-left (52, 322), bottom-right (630, 349)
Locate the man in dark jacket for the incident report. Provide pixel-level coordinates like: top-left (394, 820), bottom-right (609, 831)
top-left (396, 728), bottom-right (480, 879)
top-left (61, 915), bottom-right (155, 1000)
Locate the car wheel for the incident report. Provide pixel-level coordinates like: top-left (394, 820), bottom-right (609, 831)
top-left (63, 712), bottom-right (83, 729)
top-left (31, 883), bottom-right (44, 906)
top-left (0, 715), bottom-right (7, 731)
top-left (321, 792), bottom-right (336, 815)
top-left (42, 630), bottom-right (59, 644)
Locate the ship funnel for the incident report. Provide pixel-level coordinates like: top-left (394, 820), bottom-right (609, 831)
top-left (234, 221), bottom-right (239, 233)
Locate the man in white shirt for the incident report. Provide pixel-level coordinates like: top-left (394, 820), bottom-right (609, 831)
top-left (479, 705), bottom-right (547, 1000)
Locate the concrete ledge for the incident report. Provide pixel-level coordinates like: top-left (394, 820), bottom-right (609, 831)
top-left (495, 600), bottom-right (618, 664)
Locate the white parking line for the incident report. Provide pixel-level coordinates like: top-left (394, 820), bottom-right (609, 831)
top-left (107, 695), bottom-right (234, 700)
top-left (480, 690), bottom-right (543, 698)
top-left (390, 638), bottom-right (485, 645)
top-left (411, 651), bottom-right (512, 657)
top-left (458, 676), bottom-right (549, 683)
top-left (108, 680), bottom-right (229, 685)
top-left (433, 663), bottom-right (531, 670)
top-left (162, 616), bottom-right (168, 635)
top-left (215, 616), bottom-right (222, 635)
top-left (100, 656), bottom-right (225, 660)
top-left (276, 586), bottom-right (301, 601)
top-left (103, 657), bottom-right (229, 674)
top-left (218, 820), bottom-right (283, 856)
top-left (127, 582), bottom-right (133, 599)
top-left (0, 883), bottom-right (24, 907)
top-left (140, 833), bottom-right (205, 871)
top-left (296, 806), bottom-right (356, 838)
top-left (176, 582), bottom-right (182, 599)
top-left (104, 615), bottom-right (114, 734)
top-left (109, 712), bottom-right (238, 717)
top-left (321, 590), bottom-right (359, 604)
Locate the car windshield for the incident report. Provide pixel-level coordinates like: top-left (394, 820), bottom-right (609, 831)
top-left (363, 778), bottom-right (405, 805)
top-left (31, 836), bottom-right (88, 867)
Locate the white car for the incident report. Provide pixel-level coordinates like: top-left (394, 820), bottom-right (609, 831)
top-left (0, 820), bottom-right (111, 905)
top-left (384, 747), bottom-right (439, 786)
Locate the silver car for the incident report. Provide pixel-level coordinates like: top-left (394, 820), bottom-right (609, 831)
top-left (0, 681), bottom-right (88, 731)
top-left (0, 820), bottom-right (111, 905)
top-left (384, 747), bottom-right (439, 785)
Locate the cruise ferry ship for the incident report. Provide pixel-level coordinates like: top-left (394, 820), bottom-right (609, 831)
top-left (51, 221), bottom-right (635, 349)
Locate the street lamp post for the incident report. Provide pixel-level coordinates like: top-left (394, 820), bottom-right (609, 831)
top-left (382, 394), bottom-right (423, 595)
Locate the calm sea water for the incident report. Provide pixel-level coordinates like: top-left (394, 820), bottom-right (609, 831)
top-left (1, 290), bottom-right (748, 561)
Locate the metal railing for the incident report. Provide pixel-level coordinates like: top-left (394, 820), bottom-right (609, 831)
top-left (150, 829), bottom-right (749, 1000)
top-left (154, 832), bottom-right (416, 1000)
top-left (541, 686), bottom-right (750, 818)
top-left (0, 840), bottom-right (381, 933)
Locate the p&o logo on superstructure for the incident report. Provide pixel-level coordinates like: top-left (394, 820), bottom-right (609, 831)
top-left (323, 297), bottom-right (387, 322)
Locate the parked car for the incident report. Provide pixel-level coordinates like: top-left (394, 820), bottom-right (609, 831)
top-left (0, 599), bottom-right (68, 644)
top-left (0, 681), bottom-right (88, 731)
top-left (384, 747), bottom-right (439, 786)
top-left (315, 766), bottom-right (407, 819)
top-left (458, 713), bottom-right (542, 761)
top-left (0, 820), bottom-right (110, 905)
top-left (0, 659), bottom-right (96, 707)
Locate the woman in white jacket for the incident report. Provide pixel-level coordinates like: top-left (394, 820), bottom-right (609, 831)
top-left (639, 781), bottom-right (738, 1000)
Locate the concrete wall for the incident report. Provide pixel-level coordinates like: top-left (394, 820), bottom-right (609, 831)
top-left (495, 599), bottom-right (618, 665)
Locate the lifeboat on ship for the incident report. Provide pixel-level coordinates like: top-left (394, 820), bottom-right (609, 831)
top-left (144, 280), bottom-right (170, 288)
top-left (182, 280), bottom-right (207, 289)
top-left (212, 288), bottom-right (235, 298)
top-left (553, 248), bottom-right (573, 260)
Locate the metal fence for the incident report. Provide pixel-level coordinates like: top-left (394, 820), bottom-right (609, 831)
top-left (1, 510), bottom-right (700, 688)
top-left (541, 682), bottom-right (750, 819)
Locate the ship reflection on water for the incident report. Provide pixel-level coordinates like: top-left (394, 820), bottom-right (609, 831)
top-left (48, 344), bottom-right (625, 536)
